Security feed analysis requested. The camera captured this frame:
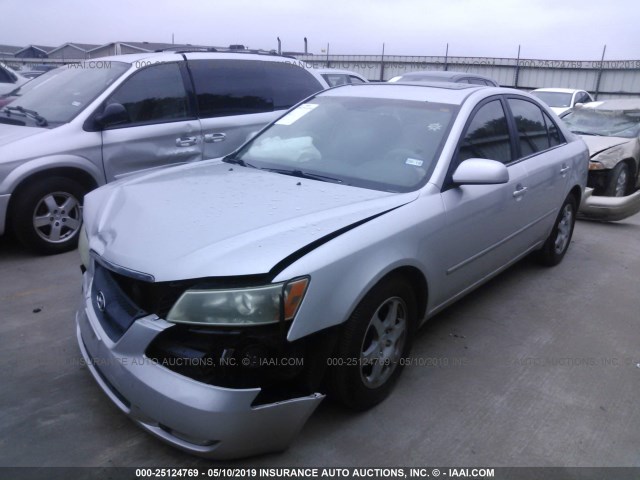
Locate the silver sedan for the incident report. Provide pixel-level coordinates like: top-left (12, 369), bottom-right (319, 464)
top-left (76, 83), bottom-right (588, 458)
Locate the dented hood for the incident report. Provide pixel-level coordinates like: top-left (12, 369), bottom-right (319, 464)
top-left (85, 160), bottom-right (418, 281)
top-left (580, 135), bottom-right (631, 158)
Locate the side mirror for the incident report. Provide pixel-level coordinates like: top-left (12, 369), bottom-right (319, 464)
top-left (452, 158), bottom-right (509, 185)
top-left (95, 103), bottom-right (129, 129)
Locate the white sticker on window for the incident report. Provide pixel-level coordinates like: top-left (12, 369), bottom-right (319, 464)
top-left (427, 123), bottom-right (442, 131)
top-left (71, 101), bottom-right (82, 107)
top-left (276, 104), bottom-right (318, 125)
top-left (406, 158), bottom-right (424, 167)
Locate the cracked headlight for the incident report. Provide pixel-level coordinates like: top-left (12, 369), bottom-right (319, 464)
top-left (166, 277), bottom-right (309, 326)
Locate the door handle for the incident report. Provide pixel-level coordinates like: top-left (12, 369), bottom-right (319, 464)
top-left (204, 133), bottom-right (226, 143)
top-left (512, 185), bottom-right (528, 198)
top-left (560, 165), bottom-right (571, 175)
top-left (176, 136), bottom-right (197, 147)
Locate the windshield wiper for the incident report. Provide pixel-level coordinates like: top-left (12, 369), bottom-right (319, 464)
top-left (222, 155), bottom-right (257, 168)
top-left (2, 106), bottom-right (48, 127)
top-left (571, 130), bottom-right (604, 136)
top-left (263, 167), bottom-right (343, 184)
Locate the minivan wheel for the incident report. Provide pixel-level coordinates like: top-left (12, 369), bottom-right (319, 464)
top-left (535, 194), bottom-right (577, 267)
top-left (11, 177), bottom-right (86, 254)
top-left (328, 275), bottom-right (416, 411)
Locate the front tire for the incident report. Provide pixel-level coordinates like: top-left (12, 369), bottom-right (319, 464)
top-left (604, 162), bottom-right (631, 197)
top-left (328, 275), bottom-right (417, 410)
top-left (536, 194), bottom-right (577, 267)
top-left (11, 176), bottom-right (86, 255)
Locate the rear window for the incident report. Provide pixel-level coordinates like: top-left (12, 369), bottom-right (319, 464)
top-left (264, 62), bottom-right (323, 110)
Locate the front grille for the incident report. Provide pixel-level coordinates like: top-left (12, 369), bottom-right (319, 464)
top-left (91, 263), bottom-right (148, 341)
top-left (106, 269), bottom-right (193, 319)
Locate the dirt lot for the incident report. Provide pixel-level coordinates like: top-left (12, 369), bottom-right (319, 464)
top-left (1, 214), bottom-right (639, 467)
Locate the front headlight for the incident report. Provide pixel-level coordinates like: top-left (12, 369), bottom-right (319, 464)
top-left (166, 277), bottom-right (309, 326)
top-left (588, 161), bottom-right (605, 171)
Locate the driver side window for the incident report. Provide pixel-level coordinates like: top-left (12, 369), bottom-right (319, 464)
top-left (105, 63), bottom-right (189, 127)
top-left (458, 100), bottom-right (513, 164)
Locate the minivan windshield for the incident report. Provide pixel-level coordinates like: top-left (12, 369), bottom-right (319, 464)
top-left (233, 96), bottom-right (457, 192)
top-left (0, 61), bottom-right (129, 127)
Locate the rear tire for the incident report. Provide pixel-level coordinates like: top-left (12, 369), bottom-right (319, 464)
top-left (11, 176), bottom-right (86, 255)
top-left (327, 275), bottom-right (417, 410)
top-left (536, 194), bottom-right (577, 267)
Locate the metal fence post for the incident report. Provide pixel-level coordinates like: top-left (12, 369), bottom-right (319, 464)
top-left (380, 43), bottom-right (385, 81)
top-left (514, 45), bottom-right (521, 88)
top-left (594, 45), bottom-right (607, 100)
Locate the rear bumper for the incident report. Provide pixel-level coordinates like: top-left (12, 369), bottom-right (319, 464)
top-left (76, 297), bottom-right (324, 459)
top-left (579, 187), bottom-right (640, 222)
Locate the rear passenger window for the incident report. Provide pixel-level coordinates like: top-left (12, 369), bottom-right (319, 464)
top-left (349, 75), bottom-right (366, 84)
top-left (508, 98), bottom-right (549, 157)
top-left (264, 62), bottom-right (323, 110)
top-left (106, 63), bottom-right (188, 125)
top-left (543, 112), bottom-right (563, 147)
top-left (459, 100), bottom-right (512, 164)
top-left (190, 60), bottom-right (273, 118)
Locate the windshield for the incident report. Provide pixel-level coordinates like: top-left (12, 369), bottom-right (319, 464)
top-left (531, 91), bottom-right (573, 108)
top-left (562, 108), bottom-right (640, 138)
top-left (0, 62), bottom-right (129, 126)
top-left (234, 96), bottom-right (457, 192)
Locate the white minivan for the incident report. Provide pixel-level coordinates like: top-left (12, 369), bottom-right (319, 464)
top-left (0, 52), bottom-right (328, 253)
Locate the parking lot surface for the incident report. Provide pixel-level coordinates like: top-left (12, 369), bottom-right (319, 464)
top-left (1, 213), bottom-right (639, 467)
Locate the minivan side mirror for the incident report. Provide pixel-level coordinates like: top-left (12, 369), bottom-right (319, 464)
top-left (95, 103), bottom-right (129, 129)
top-left (452, 158), bottom-right (509, 185)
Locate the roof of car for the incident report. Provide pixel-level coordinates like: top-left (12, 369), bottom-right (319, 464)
top-left (532, 88), bottom-right (583, 94)
top-left (317, 68), bottom-right (365, 76)
top-left (88, 51), bottom-right (301, 64)
top-left (396, 70), bottom-right (494, 81)
top-left (319, 82), bottom-right (494, 105)
top-left (581, 99), bottom-right (640, 111)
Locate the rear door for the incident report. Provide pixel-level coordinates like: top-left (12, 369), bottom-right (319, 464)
top-left (505, 97), bottom-right (570, 239)
top-left (100, 61), bottom-right (202, 181)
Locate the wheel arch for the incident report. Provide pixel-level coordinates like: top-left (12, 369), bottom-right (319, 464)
top-left (6, 165), bottom-right (101, 230)
top-left (375, 265), bottom-right (429, 324)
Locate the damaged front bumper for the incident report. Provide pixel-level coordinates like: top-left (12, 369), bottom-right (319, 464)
top-left (76, 301), bottom-right (324, 459)
top-left (579, 187), bottom-right (640, 222)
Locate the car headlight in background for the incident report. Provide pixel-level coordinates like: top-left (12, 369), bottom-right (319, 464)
top-left (588, 161), bottom-right (605, 171)
top-left (166, 277), bottom-right (309, 326)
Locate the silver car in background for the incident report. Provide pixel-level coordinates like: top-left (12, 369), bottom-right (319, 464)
top-left (77, 83), bottom-right (588, 458)
top-left (0, 52), bottom-right (328, 254)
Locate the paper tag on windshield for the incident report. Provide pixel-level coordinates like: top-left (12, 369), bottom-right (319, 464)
top-left (276, 104), bottom-right (318, 125)
top-left (406, 158), bottom-right (424, 167)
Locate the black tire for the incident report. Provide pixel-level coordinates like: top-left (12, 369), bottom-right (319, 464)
top-left (536, 194), bottom-right (577, 267)
top-left (327, 275), bottom-right (417, 410)
top-left (603, 162), bottom-right (631, 197)
top-left (11, 176), bottom-right (86, 255)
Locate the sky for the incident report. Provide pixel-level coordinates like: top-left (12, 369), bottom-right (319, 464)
top-left (2, 0), bottom-right (639, 60)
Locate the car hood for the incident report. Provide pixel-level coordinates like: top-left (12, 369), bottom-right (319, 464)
top-left (0, 122), bottom-right (48, 148)
top-left (85, 161), bottom-right (419, 281)
top-left (580, 135), bottom-right (631, 158)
